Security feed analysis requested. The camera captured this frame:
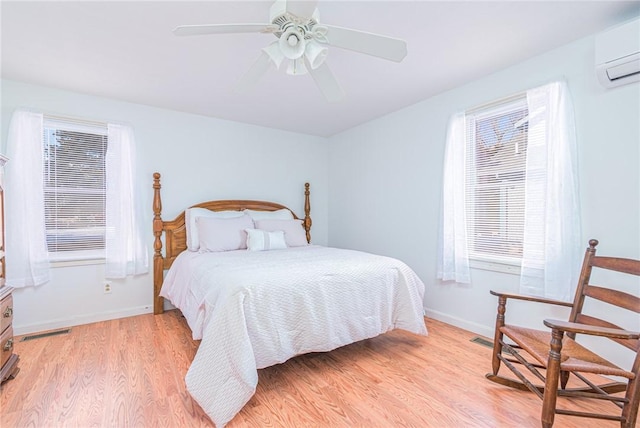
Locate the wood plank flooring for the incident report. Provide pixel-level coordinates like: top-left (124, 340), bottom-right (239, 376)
top-left (0, 311), bottom-right (624, 427)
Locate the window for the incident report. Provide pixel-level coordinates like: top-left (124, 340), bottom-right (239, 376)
top-left (465, 96), bottom-right (528, 266)
top-left (439, 81), bottom-right (581, 300)
top-left (42, 116), bottom-right (108, 260)
top-left (6, 109), bottom-right (148, 286)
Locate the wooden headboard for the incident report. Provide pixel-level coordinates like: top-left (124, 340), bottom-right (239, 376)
top-left (152, 172), bottom-right (312, 314)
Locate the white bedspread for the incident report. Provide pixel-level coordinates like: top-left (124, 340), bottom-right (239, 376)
top-left (161, 245), bottom-right (427, 426)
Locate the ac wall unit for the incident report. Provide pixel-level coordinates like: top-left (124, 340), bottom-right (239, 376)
top-left (595, 17), bottom-right (640, 88)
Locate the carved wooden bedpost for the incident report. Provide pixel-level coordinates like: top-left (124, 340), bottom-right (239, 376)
top-left (153, 173), bottom-right (164, 314)
top-left (303, 182), bottom-right (312, 244)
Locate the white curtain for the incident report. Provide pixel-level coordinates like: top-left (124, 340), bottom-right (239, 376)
top-left (519, 81), bottom-right (581, 301)
top-left (105, 124), bottom-right (148, 278)
top-left (437, 112), bottom-right (471, 283)
top-left (5, 110), bottom-right (50, 287)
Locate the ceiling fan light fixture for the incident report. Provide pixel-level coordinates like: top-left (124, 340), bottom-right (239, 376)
top-left (262, 41), bottom-right (285, 68)
top-left (279, 27), bottom-right (306, 59)
top-left (286, 58), bottom-right (308, 75)
top-left (304, 40), bottom-right (328, 69)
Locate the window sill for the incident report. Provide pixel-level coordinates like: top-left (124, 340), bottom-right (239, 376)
top-left (50, 257), bottom-right (105, 268)
top-left (48, 248), bottom-right (105, 267)
top-left (470, 258), bottom-right (521, 275)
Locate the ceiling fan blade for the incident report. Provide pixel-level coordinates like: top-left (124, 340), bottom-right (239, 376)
top-left (235, 51), bottom-right (274, 93)
top-left (286, 0), bottom-right (319, 19)
top-left (305, 59), bottom-right (345, 102)
top-left (173, 23), bottom-right (277, 36)
top-left (322, 25), bottom-right (407, 62)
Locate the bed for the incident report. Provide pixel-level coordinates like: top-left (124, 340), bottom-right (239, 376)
top-left (152, 173), bottom-right (428, 426)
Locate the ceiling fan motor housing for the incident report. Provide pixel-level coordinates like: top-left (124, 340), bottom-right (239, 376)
top-left (270, 0), bottom-right (318, 38)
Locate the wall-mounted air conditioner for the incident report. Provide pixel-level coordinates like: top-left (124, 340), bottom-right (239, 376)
top-left (595, 18), bottom-right (640, 88)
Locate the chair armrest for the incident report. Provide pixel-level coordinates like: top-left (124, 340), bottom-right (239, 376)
top-left (543, 319), bottom-right (640, 340)
top-left (490, 290), bottom-right (574, 307)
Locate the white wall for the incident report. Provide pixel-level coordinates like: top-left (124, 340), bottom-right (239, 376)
top-left (1, 79), bottom-right (329, 335)
top-left (2, 27), bottom-right (638, 372)
top-left (328, 34), bottom-right (640, 367)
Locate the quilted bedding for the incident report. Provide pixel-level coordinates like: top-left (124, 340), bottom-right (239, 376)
top-left (161, 245), bottom-right (427, 426)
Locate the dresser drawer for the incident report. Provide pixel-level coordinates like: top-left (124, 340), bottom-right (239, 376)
top-left (1, 325), bottom-right (13, 368)
top-left (0, 293), bottom-right (12, 334)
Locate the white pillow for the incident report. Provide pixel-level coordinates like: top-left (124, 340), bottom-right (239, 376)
top-left (243, 208), bottom-right (294, 222)
top-left (185, 208), bottom-right (245, 251)
top-left (255, 219), bottom-right (308, 247)
top-left (197, 214), bottom-right (254, 253)
top-left (245, 229), bottom-right (287, 252)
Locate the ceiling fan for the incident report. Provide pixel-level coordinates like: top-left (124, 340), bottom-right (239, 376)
top-left (173, 0), bottom-right (408, 102)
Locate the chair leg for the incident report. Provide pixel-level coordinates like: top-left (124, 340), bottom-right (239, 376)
top-left (560, 370), bottom-right (569, 390)
top-left (621, 376), bottom-right (639, 428)
top-left (491, 296), bottom-right (507, 375)
top-left (541, 329), bottom-right (564, 428)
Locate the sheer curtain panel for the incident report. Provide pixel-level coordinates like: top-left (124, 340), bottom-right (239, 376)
top-left (519, 81), bottom-right (581, 301)
top-left (105, 124), bottom-right (148, 278)
top-left (5, 110), bottom-right (50, 287)
top-left (437, 112), bottom-right (471, 283)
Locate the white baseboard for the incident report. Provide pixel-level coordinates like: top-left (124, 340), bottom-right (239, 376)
top-left (424, 307), bottom-right (494, 339)
top-left (15, 305), bottom-right (493, 339)
top-left (14, 305), bottom-right (153, 336)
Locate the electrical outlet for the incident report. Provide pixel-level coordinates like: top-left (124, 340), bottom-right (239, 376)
top-left (104, 281), bottom-right (112, 294)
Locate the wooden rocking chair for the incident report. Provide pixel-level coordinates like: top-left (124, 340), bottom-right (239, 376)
top-left (487, 239), bottom-right (640, 427)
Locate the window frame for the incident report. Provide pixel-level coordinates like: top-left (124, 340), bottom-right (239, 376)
top-left (42, 115), bottom-right (108, 263)
top-left (464, 95), bottom-right (529, 272)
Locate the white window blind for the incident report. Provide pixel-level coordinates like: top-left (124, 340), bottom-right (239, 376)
top-left (43, 116), bottom-right (108, 258)
top-left (465, 97), bottom-right (528, 265)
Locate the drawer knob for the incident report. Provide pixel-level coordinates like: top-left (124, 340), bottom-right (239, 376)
top-left (3, 338), bottom-right (12, 351)
top-left (3, 306), bottom-right (12, 318)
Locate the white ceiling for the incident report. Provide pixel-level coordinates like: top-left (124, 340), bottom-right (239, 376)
top-left (2, 1), bottom-right (639, 137)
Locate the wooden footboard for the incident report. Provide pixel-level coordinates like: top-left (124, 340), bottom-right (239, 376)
top-left (152, 173), bottom-right (312, 314)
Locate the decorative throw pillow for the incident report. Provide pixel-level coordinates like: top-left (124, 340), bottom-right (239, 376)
top-left (185, 208), bottom-right (245, 251)
top-left (245, 229), bottom-right (287, 252)
top-left (255, 219), bottom-right (308, 247)
top-left (196, 214), bottom-right (254, 252)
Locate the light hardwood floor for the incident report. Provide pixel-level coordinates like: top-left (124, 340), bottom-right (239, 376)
top-left (0, 311), bottom-right (624, 427)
